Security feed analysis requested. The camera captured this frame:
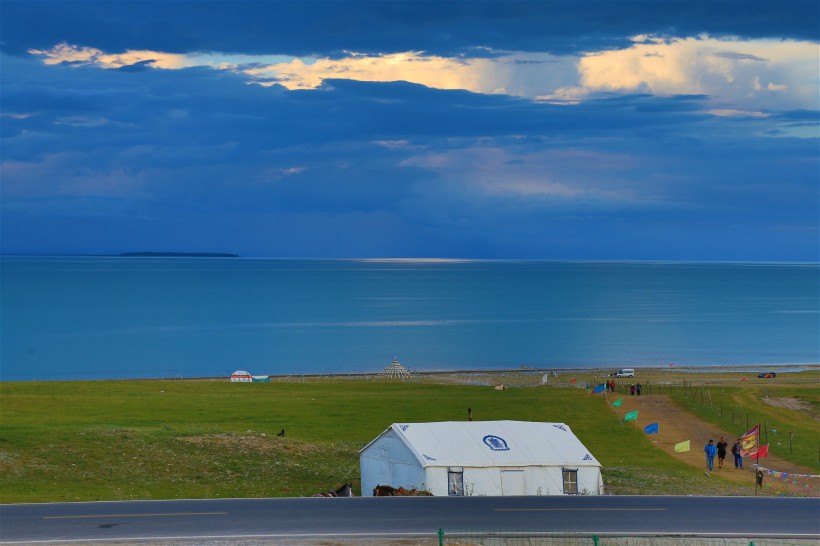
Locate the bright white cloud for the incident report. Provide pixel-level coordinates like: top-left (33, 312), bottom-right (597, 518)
top-left (30, 36), bottom-right (819, 113)
top-left (29, 43), bottom-right (295, 71)
top-left (30, 43), bottom-right (191, 69)
top-left (566, 35), bottom-right (818, 110)
top-left (245, 51), bottom-right (576, 98)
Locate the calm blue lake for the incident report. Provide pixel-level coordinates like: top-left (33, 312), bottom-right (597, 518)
top-left (1, 257), bottom-right (818, 380)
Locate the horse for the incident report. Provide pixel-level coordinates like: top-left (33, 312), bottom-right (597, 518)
top-left (313, 482), bottom-right (354, 497)
top-left (373, 484), bottom-right (432, 496)
top-left (372, 484), bottom-right (396, 496)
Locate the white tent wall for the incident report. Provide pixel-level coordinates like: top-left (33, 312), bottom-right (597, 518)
top-left (425, 465), bottom-right (601, 496)
top-left (579, 467), bottom-right (604, 495)
top-left (360, 429), bottom-right (426, 496)
top-left (423, 467), bottom-right (449, 496)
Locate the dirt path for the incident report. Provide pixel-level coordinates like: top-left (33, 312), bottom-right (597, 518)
top-left (608, 393), bottom-right (817, 494)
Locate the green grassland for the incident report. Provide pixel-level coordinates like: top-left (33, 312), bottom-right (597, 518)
top-left (668, 382), bottom-right (819, 469)
top-left (1, 371), bottom-right (817, 503)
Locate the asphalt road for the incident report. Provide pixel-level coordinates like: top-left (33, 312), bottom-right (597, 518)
top-left (1, 495), bottom-right (818, 544)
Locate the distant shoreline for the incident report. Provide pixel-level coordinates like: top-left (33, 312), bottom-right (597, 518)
top-left (119, 252), bottom-right (240, 258)
top-left (5, 363), bottom-right (817, 383)
top-left (2, 255), bottom-right (818, 265)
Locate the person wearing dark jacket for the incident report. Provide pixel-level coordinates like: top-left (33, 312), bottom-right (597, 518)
top-left (731, 438), bottom-right (743, 469)
top-left (716, 437), bottom-right (728, 469)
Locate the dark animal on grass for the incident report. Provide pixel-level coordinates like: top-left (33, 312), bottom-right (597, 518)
top-left (373, 484), bottom-right (432, 496)
top-left (373, 484), bottom-right (397, 496)
top-left (276, 429), bottom-right (285, 437)
top-left (398, 487), bottom-right (433, 496)
top-left (313, 483), bottom-right (354, 497)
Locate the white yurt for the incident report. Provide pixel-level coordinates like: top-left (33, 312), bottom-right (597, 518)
top-left (230, 370), bottom-right (253, 382)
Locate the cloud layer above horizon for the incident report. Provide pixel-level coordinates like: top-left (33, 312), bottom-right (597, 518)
top-left (2, 1), bottom-right (818, 260)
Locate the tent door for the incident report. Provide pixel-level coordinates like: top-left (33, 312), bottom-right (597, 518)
top-left (500, 469), bottom-right (525, 495)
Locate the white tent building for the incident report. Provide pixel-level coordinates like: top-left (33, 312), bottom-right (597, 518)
top-left (230, 370), bottom-right (253, 382)
top-left (359, 420), bottom-right (602, 496)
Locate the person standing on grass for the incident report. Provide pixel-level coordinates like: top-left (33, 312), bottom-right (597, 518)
top-left (716, 437), bottom-right (728, 469)
top-left (630, 383), bottom-right (635, 395)
top-left (704, 439), bottom-right (716, 473)
top-left (732, 438), bottom-right (743, 469)
top-left (636, 383), bottom-right (642, 396)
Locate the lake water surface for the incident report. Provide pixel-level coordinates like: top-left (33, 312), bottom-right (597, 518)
top-left (1, 257), bottom-right (817, 380)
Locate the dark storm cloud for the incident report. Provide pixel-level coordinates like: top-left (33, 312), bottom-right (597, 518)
top-left (2, 55), bottom-right (714, 171)
top-left (4, 50), bottom-right (816, 260)
top-left (1, 0), bottom-right (818, 260)
top-left (2, 1), bottom-right (818, 57)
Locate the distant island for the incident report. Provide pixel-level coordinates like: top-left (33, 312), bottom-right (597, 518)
top-left (119, 252), bottom-right (240, 258)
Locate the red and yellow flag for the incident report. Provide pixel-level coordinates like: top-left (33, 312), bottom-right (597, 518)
top-left (740, 424), bottom-right (759, 457)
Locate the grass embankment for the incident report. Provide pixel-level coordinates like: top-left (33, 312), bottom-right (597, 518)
top-left (0, 372), bottom-right (817, 503)
top-left (668, 382), bottom-right (819, 469)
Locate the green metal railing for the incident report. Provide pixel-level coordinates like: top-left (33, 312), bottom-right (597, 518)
top-left (439, 530), bottom-right (817, 545)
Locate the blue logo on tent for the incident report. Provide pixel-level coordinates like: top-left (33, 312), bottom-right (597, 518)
top-left (400, 425), bottom-right (409, 431)
top-left (483, 435), bottom-right (510, 451)
top-left (553, 424), bottom-right (567, 432)
top-left (423, 453), bottom-right (436, 461)
top-left (583, 454), bottom-right (593, 461)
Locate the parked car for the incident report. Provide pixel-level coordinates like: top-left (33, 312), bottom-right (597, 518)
top-left (615, 368), bottom-right (635, 378)
top-left (758, 372), bottom-right (776, 378)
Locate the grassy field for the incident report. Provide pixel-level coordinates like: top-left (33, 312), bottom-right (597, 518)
top-left (1, 369), bottom-right (817, 503)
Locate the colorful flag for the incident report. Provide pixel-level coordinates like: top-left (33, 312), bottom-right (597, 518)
top-left (624, 410), bottom-right (638, 421)
top-left (612, 399), bottom-right (622, 407)
top-left (591, 383), bottom-right (606, 394)
top-left (644, 422), bottom-right (659, 434)
top-left (740, 424), bottom-right (760, 456)
top-left (756, 444), bottom-right (769, 458)
top-left (674, 440), bottom-right (691, 453)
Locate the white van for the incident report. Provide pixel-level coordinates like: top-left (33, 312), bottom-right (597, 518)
top-left (615, 368), bottom-right (635, 378)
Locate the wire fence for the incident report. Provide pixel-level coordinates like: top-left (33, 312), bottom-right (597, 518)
top-left (439, 530), bottom-right (818, 546)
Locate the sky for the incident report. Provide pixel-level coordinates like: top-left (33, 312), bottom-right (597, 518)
top-left (1, 1), bottom-right (818, 260)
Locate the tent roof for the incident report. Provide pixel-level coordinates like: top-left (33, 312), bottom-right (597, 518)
top-left (231, 370), bottom-right (252, 376)
top-left (361, 420), bottom-right (601, 469)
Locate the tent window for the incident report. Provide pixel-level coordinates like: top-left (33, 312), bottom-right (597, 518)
top-left (448, 467), bottom-right (464, 496)
top-left (562, 468), bottom-right (578, 495)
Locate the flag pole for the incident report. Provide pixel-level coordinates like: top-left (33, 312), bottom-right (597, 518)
top-left (755, 422), bottom-right (760, 466)
top-left (755, 423), bottom-right (760, 466)
top-left (604, 388), bottom-right (625, 428)
top-left (755, 422), bottom-right (761, 494)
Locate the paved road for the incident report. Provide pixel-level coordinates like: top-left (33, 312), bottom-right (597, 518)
top-left (1, 495), bottom-right (818, 544)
